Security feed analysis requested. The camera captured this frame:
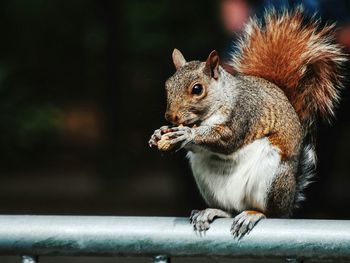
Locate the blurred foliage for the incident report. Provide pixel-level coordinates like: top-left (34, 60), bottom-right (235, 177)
top-left (0, 0), bottom-right (349, 219)
top-left (0, 0), bottom-right (223, 167)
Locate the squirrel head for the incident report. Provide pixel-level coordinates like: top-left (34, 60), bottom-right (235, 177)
top-left (164, 48), bottom-right (222, 126)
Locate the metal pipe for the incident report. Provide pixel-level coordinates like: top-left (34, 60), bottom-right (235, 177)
top-left (0, 216), bottom-right (349, 260)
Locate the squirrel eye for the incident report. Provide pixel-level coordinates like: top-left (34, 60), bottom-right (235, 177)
top-left (191, 84), bottom-right (203, 95)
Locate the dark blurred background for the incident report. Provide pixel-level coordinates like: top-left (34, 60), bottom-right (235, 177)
top-left (0, 0), bottom-right (349, 224)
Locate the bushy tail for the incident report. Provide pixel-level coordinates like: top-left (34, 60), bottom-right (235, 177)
top-left (231, 8), bottom-right (347, 127)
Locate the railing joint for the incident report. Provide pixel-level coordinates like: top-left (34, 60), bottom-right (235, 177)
top-left (21, 255), bottom-right (39, 263)
top-left (153, 255), bottom-right (171, 263)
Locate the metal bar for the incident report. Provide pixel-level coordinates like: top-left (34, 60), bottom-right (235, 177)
top-left (0, 216), bottom-right (349, 260)
top-left (21, 255), bottom-right (38, 263)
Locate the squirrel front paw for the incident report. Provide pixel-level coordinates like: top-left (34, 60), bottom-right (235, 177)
top-left (148, 126), bottom-right (171, 148)
top-left (149, 125), bottom-right (195, 151)
top-left (163, 125), bottom-right (195, 150)
top-left (230, 210), bottom-right (265, 239)
top-left (190, 208), bottom-right (232, 232)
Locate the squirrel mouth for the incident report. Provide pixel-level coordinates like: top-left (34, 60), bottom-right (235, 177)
top-left (181, 120), bottom-right (201, 127)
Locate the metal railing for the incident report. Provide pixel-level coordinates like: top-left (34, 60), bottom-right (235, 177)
top-left (0, 215), bottom-right (349, 262)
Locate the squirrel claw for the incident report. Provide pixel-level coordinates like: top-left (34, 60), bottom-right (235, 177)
top-left (230, 210), bottom-right (265, 239)
top-left (166, 127), bottom-right (195, 149)
top-left (190, 208), bottom-right (232, 232)
top-left (149, 126), bottom-right (171, 148)
top-left (148, 134), bottom-right (159, 148)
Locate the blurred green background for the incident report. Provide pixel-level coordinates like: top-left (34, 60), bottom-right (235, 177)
top-left (0, 0), bottom-right (226, 216)
top-left (0, 0), bottom-right (349, 232)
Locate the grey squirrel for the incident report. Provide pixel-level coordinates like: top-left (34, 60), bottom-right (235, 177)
top-left (149, 9), bottom-right (346, 237)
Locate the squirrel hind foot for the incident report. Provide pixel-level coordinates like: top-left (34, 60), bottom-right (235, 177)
top-left (231, 210), bottom-right (266, 239)
top-left (190, 208), bottom-right (232, 232)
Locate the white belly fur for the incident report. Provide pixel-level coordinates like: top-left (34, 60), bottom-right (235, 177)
top-left (187, 137), bottom-right (281, 212)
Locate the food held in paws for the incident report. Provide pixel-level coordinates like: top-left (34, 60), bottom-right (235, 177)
top-left (157, 135), bottom-right (173, 151)
top-left (157, 124), bottom-right (184, 151)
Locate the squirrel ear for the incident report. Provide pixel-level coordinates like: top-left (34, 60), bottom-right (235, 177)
top-left (172, 48), bottom-right (186, 70)
top-left (205, 50), bottom-right (220, 80)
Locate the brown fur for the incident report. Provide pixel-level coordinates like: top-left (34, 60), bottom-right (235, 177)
top-left (165, 61), bottom-right (212, 125)
top-left (220, 62), bottom-right (236, 75)
top-left (231, 8), bottom-right (346, 125)
top-left (245, 210), bottom-right (264, 216)
top-left (240, 76), bottom-right (302, 160)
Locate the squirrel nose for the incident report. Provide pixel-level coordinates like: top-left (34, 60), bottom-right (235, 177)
top-left (165, 111), bottom-right (179, 124)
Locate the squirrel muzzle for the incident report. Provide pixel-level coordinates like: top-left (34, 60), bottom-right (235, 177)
top-left (165, 110), bottom-right (199, 126)
top-left (165, 111), bottom-right (180, 124)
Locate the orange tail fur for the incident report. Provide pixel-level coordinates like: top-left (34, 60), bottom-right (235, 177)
top-left (231, 8), bottom-right (347, 125)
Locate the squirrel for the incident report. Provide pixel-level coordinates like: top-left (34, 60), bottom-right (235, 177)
top-left (149, 8), bottom-right (346, 238)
